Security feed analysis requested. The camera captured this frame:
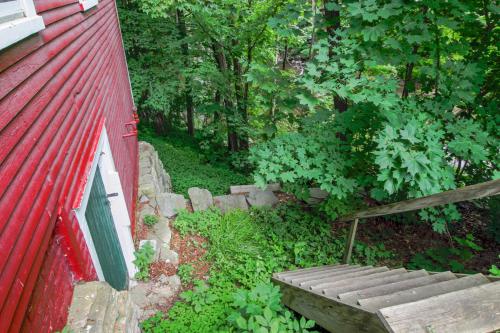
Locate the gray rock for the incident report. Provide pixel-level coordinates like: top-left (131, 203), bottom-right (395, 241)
top-left (67, 282), bottom-right (140, 333)
top-left (161, 249), bottom-right (179, 265)
top-left (139, 195), bottom-right (150, 204)
top-left (139, 205), bottom-right (156, 219)
top-left (129, 282), bottom-right (151, 309)
top-left (306, 187), bottom-right (329, 205)
top-left (150, 217), bottom-right (171, 246)
top-left (213, 194), bottom-right (249, 213)
top-left (157, 193), bottom-right (186, 217)
top-left (138, 181), bottom-right (156, 198)
top-left (246, 189), bottom-right (279, 207)
top-left (130, 276), bottom-right (181, 310)
top-left (154, 275), bottom-right (181, 299)
top-left (188, 187), bottom-right (214, 211)
top-left (230, 183), bottom-right (281, 194)
top-left (139, 141), bottom-right (155, 154)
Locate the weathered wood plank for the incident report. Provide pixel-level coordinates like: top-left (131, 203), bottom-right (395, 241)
top-left (321, 269), bottom-right (405, 296)
top-left (363, 274), bottom-right (489, 312)
top-left (279, 265), bottom-right (358, 282)
top-left (291, 266), bottom-right (372, 286)
top-left (301, 267), bottom-right (383, 289)
top-left (350, 271), bottom-right (458, 302)
top-left (309, 267), bottom-right (389, 291)
top-left (413, 269), bottom-right (500, 282)
top-left (377, 280), bottom-right (500, 333)
top-left (275, 264), bottom-right (349, 279)
top-left (273, 278), bottom-right (387, 333)
top-left (338, 179), bottom-right (500, 222)
top-left (338, 270), bottom-right (427, 304)
top-left (343, 218), bottom-right (359, 263)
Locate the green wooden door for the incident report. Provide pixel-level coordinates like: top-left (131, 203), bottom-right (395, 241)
top-left (85, 165), bottom-right (129, 290)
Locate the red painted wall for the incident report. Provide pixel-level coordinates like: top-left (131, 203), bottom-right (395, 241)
top-left (0, 0), bottom-right (138, 331)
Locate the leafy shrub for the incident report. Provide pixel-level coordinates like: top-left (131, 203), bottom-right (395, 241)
top-left (140, 204), bottom-right (393, 332)
top-left (408, 234), bottom-right (482, 273)
top-left (228, 283), bottom-right (316, 333)
top-left (143, 214), bottom-right (159, 227)
top-left (178, 264), bottom-right (195, 284)
top-left (139, 127), bottom-right (251, 196)
top-left (134, 242), bottom-right (155, 281)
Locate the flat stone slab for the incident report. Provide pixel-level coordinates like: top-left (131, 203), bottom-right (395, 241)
top-left (306, 187), bottom-right (329, 204)
top-left (230, 183), bottom-right (281, 194)
top-left (214, 194), bottom-right (248, 213)
top-left (246, 189), bottom-right (279, 208)
top-left (149, 217), bottom-right (171, 245)
top-left (130, 276), bottom-right (181, 311)
top-left (157, 193), bottom-right (186, 217)
top-left (188, 187), bottom-right (214, 211)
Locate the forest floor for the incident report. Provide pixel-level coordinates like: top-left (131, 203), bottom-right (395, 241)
top-left (333, 201), bottom-right (498, 274)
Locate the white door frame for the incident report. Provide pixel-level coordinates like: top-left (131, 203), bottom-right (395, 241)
top-left (74, 126), bottom-right (137, 281)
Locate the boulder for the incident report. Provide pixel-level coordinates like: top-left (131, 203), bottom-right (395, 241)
top-left (188, 187), bottom-right (214, 211)
top-left (213, 194), bottom-right (248, 213)
top-left (157, 193), bottom-right (186, 217)
top-left (246, 189), bottom-right (279, 208)
top-left (230, 183), bottom-right (281, 194)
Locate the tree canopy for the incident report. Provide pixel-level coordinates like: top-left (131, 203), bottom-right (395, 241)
top-left (119, 0), bottom-right (499, 232)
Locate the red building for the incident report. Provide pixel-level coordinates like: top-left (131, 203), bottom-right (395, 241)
top-left (0, 0), bottom-right (138, 331)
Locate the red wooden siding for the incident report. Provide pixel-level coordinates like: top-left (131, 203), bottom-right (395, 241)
top-left (0, 0), bottom-right (138, 331)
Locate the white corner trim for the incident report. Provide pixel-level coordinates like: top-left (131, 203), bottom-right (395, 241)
top-left (74, 127), bottom-right (137, 283)
top-left (0, 15), bottom-right (44, 51)
top-left (79, 0), bottom-right (98, 11)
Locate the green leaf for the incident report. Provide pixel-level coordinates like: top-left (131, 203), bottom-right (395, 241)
top-left (236, 316), bottom-right (248, 329)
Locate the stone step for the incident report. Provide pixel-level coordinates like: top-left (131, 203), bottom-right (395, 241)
top-left (67, 282), bottom-right (140, 333)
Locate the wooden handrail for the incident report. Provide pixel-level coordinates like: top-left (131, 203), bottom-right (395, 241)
top-left (340, 179), bottom-right (500, 264)
top-left (338, 179), bottom-right (500, 222)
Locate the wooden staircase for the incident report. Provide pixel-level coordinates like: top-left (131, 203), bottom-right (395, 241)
top-left (273, 264), bottom-right (500, 333)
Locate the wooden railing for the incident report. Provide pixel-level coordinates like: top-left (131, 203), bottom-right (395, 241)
top-left (339, 179), bottom-right (500, 264)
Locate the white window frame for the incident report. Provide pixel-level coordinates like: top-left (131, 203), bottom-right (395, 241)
top-left (74, 127), bottom-right (137, 282)
top-left (0, 0), bottom-right (45, 51)
top-left (78, 0), bottom-right (98, 12)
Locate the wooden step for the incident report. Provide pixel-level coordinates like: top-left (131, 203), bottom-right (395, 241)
top-left (275, 264), bottom-right (350, 279)
top-left (308, 267), bottom-right (389, 291)
top-left (360, 273), bottom-right (489, 311)
top-left (377, 280), bottom-right (500, 333)
top-left (293, 266), bottom-right (375, 286)
top-left (337, 270), bottom-right (428, 304)
top-left (348, 271), bottom-right (456, 302)
top-left (284, 265), bottom-right (364, 283)
top-left (280, 265), bottom-right (360, 282)
top-left (321, 269), bottom-right (406, 296)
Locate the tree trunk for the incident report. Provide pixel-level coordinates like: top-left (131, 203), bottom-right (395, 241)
top-left (212, 42), bottom-right (239, 152)
top-left (282, 39), bottom-right (288, 70)
top-left (176, 9), bottom-right (195, 136)
top-left (402, 45), bottom-right (419, 99)
top-left (324, 0), bottom-right (348, 113)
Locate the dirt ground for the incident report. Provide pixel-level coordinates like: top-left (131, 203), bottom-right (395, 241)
top-left (333, 201), bottom-right (499, 274)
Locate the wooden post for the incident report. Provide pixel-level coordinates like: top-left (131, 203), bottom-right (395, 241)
top-left (343, 218), bottom-right (359, 264)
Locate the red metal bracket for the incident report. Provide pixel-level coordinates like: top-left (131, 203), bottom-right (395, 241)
top-left (132, 106), bottom-right (140, 124)
top-left (123, 119), bottom-right (138, 138)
